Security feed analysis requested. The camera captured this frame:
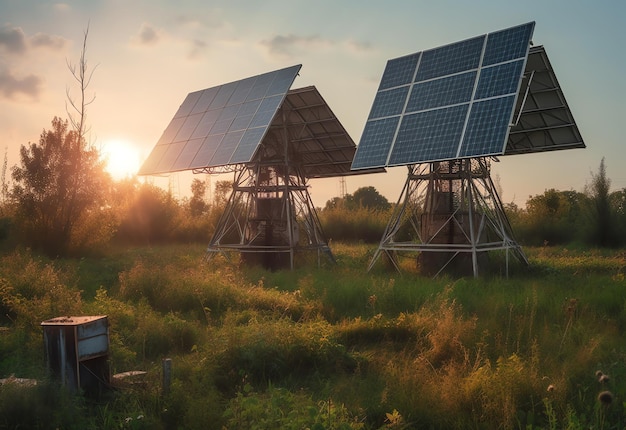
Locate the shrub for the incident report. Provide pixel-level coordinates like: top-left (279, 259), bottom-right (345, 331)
top-left (0, 250), bottom-right (82, 329)
top-left (215, 315), bottom-right (356, 388)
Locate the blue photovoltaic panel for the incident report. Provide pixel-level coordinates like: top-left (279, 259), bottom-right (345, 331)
top-left (378, 53), bottom-right (420, 90)
top-left (458, 96), bottom-right (516, 158)
top-left (351, 117), bottom-right (400, 169)
top-left (189, 134), bottom-right (224, 169)
top-left (389, 105), bottom-right (467, 165)
top-left (483, 23), bottom-right (534, 66)
top-left (415, 36), bottom-right (484, 82)
top-left (475, 60), bottom-right (525, 99)
top-left (407, 71), bottom-right (476, 112)
top-left (368, 87), bottom-right (409, 119)
top-left (171, 138), bottom-right (204, 171)
top-left (352, 22), bottom-right (534, 170)
top-left (138, 64), bottom-right (301, 175)
top-left (229, 128), bottom-right (267, 164)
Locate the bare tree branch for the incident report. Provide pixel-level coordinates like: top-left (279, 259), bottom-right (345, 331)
top-left (65, 22), bottom-right (98, 146)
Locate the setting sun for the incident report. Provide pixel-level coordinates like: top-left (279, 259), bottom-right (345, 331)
top-left (101, 139), bottom-right (141, 180)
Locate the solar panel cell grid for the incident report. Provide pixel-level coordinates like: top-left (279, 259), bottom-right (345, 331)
top-left (173, 113), bottom-right (204, 143)
top-left (229, 128), bottom-right (267, 164)
top-left (157, 116), bottom-right (186, 145)
top-left (368, 87), bottom-right (409, 119)
top-left (352, 22), bottom-right (534, 169)
top-left (238, 99), bottom-right (262, 116)
top-left (378, 53), bottom-right (420, 90)
top-left (483, 23), bottom-right (534, 66)
top-left (190, 109), bottom-right (220, 139)
top-left (228, 77), bottom-right (256, 105)
top-left (459, 96), bottom-right (515, 157)
top-left (175, 91), bottom-right (202, 118)
top-left (190, 87), bottom-right (219, 115)
top-left (229, 114), bottom-right (254, 132)
top-left (138, 64), bottom-right (302, 174)
top-left (156, 141), bottom-right (187, 172)
top-left (209, 82), bottom-right (237, 109)
top-left (475, 60), bottom-right (524, 99)
top-left (209, 130), bottom-right (245, 166)
top-left (249, 110), bottom-right (275, 128)
top-left (171, 138), bottom-right (204, 170)
top-left (389, 105), bottom-right (467, 164)
top-left (351, 117), bottom-right (400, 169)
top-left (415, 36), bottom-right (484, 82)
top-left (189, 134), bottom-right (224, 169)
top-left (406, 71), bottom-right (476, 112)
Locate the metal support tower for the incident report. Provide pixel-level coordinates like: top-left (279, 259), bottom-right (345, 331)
top-left (368, 157), bottom-right (528, 277)
top-left (205, 160), bottom-right (335, 270)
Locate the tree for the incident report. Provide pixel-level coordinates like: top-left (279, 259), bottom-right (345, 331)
top-left (347, 186), bottom-right (390, 211)
top-left (521, 189), bottom-right (588, 245)
top-left (213, 180), bottom-right (232, 209)
top-left (189, 178), bottom-right (208, 216)
top-left (324, 196), bottom-right (344, 211)
top-left (11, 118), bottom-right (110, 255)
top-left (10, 27), bottom-right (110, 256)
top-left (587, 157), bottom-right (615, 247)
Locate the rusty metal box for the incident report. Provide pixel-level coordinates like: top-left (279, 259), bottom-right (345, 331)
top-left (41, 315), bottom-right (110, 394)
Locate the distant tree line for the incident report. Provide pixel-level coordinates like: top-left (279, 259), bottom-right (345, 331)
top-left (1, 138), bottom-right (624, 257)
top-left (318, 158), bottom-right (626, 248)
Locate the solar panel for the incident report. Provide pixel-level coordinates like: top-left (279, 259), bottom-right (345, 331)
top-left (352, 22), bottom-right (535, 169)
top-left (138, 64), bottom-right (302, 175)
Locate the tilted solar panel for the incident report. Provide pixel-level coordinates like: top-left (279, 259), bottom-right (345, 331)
top-left (138, 65), bottom-right (301, 175)
top-left (352, 22), bottom-right (535, 169)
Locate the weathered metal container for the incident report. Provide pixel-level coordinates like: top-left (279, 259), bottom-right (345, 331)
top-left (41, 315), bottom-right (110, 394)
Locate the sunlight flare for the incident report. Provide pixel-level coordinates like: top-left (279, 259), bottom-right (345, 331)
top-left (101, 139), bottom-right (140, 179)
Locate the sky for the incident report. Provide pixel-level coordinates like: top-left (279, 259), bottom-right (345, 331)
top-left (0, 0), bottom-right (624, 208)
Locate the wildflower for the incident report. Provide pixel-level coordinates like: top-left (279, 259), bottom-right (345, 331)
top-left (547, 384), bottom-right (555, 392)
top-left (368, 294), bottom-right (378, 308)
top-left (598, 391), bottom-right (613, 406)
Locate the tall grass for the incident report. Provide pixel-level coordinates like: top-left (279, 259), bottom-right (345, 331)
top-left (320, 206), bottom-right (390, 243)
top-left (1, 243), bottom-right (625, 428)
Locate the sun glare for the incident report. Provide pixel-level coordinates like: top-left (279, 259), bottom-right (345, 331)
top-left (102, 139), bottom-right (141, 180)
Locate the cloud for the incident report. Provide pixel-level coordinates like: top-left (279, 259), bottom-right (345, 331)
top-left (261, 34), bottom-right (328, 57)
top-left (347, 39), bottom-right (373, 53)
top-left (53, 3), bottom-right (71, 11)
top-left (134, 23), bottom-right (160, 46)
top-left (260, 33), bottom-right (375, 59)
top-left (0, 25), bottom-right (67, 54)
top-left (0, 25), bottom-right (27, 54)
top-left (30, 33), bottom-right (67, 50)
top-left (0, 68), bottom-right (42, 99)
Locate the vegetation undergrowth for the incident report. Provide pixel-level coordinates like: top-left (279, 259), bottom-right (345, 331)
top-left (0, 243), bottom-right (625, 429)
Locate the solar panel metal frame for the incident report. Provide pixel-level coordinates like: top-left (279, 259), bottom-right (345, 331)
top-left (249, 85), bottom-right (384, 178)
top-left (138, 64), bottom-right (302, 176)
top-left (505, 45), bottom-right (585, 154)
top-left (352, 22), bottom-right (536, 170)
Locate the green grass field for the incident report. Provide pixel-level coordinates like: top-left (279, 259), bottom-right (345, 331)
top-left (0, 243), bottom-right (625, 429)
